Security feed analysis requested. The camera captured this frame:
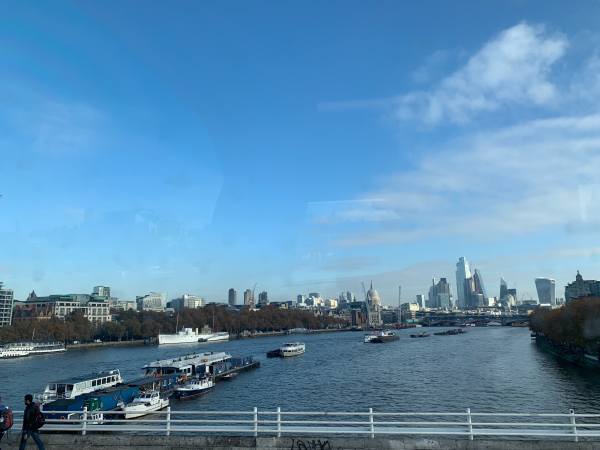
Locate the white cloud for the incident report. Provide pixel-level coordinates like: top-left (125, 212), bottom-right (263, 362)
top-left (315, 113), bottom-right (600, 246)
top-left (396, 22), bottom-right (568, 124)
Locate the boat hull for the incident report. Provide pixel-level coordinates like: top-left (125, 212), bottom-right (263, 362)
top-left (371, 335), bottom-right (399, 343)
top-left (175, 386), bottom-right (214, 400)
top-left (124, 400), bottom-right (169, 419)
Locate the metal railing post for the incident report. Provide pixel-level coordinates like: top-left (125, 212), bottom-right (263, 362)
top-left (570, 409), bottom-right (578, 442)
top-left (166, 407), bottom-right (171, 436)
top-left (82, 406), bottom-right (88, 436)
top-left (369, 408), bottom-right (375, 438)
top-left (277, 407), bottom-right (281, 438)
top-left (253, 407), bottom-right (258, 437)
top-left (466, 408), bottom-right (473, 440)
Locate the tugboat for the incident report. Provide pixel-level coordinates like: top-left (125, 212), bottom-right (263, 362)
top-left (174, 376), bottom-right (215, 400)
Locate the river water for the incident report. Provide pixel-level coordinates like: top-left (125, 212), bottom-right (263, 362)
top-left (1, 327), bottom-right (599, 414)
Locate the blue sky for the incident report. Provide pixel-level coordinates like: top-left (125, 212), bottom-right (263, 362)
top-left (2, 1), bottom-right (600, 303)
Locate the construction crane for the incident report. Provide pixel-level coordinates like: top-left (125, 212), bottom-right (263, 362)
top-left (361, 282), bottom-right (367, 302)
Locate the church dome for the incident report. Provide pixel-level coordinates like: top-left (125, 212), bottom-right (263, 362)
top-left (366, 282), bottom-right (381, 306)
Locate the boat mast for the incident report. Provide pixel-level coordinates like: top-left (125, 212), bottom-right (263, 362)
top-left (398, 285), bottom-right (401, 328)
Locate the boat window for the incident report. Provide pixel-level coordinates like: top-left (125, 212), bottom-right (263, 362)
top-left (92, 380), bottom-right (97, 386)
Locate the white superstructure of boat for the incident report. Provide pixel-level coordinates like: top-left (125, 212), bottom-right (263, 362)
top-left (143, 351), bottom-right (231, 377)
top-left (203, 332), bottom-right (230, 342)
top-left (123, 391), bottom-right (169, 419)
top-left (0, 342), bottom-right (66, 359)
top-left (36, 369), bottom-right (123, 403)
top-left (279, 342), bottom-right (305, 357)
top-left (174, 376), bottom-right (215, 399)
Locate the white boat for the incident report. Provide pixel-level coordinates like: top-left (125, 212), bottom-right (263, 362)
top-left (174, 376), bottom-right (215, 399)
top-left (158, 327), bottom-right (229, 345)
top-left (203, 332), bottom-right (230, 342)
top-left (0, 342), bottom-right (66, 359)
top-left (364, 333), bottom-right (378, 343)
top-left (280, 342), bottom-right (305, 357)
top-left (36, 369), bottom-right (123, 403)
top-left (158, 328), bottom-right (208, 345)
top-left (123, 391), bottom-right (169, 419)
top-left (487, 321), bottom-right (503, 326)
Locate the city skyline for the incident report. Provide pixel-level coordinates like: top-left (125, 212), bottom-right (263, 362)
top-left (2, 3), bottom-right (600, 304)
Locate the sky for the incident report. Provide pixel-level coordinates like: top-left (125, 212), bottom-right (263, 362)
top-left (2, 1), bottom-right (600, 304)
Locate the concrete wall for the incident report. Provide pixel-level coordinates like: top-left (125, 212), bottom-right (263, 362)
top-left (2, 433), bottom-right (599, 450)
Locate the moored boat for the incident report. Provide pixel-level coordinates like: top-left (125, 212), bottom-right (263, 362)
top-left (36, 369), bottom-right (123, 404)
top-left (174, 376), bottom-right (215, 399)
top-left (123, 391), bottom-right (169, 419)
top-left (0, 342), bottom-right (66, 359)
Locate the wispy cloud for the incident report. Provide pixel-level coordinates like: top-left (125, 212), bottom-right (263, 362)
top-left (316, 113), bottom-right (600, 246)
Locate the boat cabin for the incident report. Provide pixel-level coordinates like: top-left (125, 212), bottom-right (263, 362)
top-left (38, 369), bottom-right (122, 402)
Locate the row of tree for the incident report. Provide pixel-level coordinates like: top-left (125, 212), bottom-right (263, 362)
top-left (0, 305), bottom-right (348, 343)
top-left (530, 297), bottom-right (600, 353)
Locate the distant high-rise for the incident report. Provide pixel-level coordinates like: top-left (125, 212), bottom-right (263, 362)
top-left (455, 257), bottom-right (472, 309)
top-left (228, 288), bottom-right (237, 306)
top-left (500, 278), bottom-right (508, 301)
top-left (0, 282), bottom-right (14, 327)
top-left (564, 271), bottom-right (600, 303)
top-left (243, 289), bottom-right (255, 308)
top-left (535, 278), bottom-right (556, 305)
top-left (93, 286), bottom-right (111, 298)
top-left (428, 278), bottom-right (452, 309)
top-left (297, 294), bottom-right (305, 304)
top-left (472, 269), bottom-right (487, 299)
top-left (416, 294), bottom-right (426, 309)
top-left (346, 291), bottom-right (353, 302)
top-left (258, 291), bottom-right (269, 306)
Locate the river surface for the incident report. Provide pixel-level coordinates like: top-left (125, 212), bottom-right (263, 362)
top-left (1, 327), bottom-right (600, 414)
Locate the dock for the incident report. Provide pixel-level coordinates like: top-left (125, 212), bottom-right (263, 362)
top-left (213, 359), bottom-right (260, 381)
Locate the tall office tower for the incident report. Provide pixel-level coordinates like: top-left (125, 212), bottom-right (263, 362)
top-left (258, 291), bottom-right (269, 306)
top-left (228, 288), bottom-right (237, 306)
top-left (500, 278), bottom-right (508, 301)
top-left (535, 278), bottom-right (556, 305)
top-left (455, 257), bottom-right (472, 309)
top-left (243, 289), bottom-right (255, 308)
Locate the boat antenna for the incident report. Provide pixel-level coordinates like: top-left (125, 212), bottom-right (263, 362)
top-left (398, 285), bottom-right (401, 328)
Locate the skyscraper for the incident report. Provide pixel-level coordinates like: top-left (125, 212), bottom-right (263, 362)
top-left (500, 278), bottom-right (508, 301)
top-left (535, 278), bottom-right (556, 305)
top-left (243, 289), bottom-right (254, 308)
top-left (428, 278), bottom-right (452, 309)
top-left (0, 282), bottom-right (14, 327)
top-left (228, 288), bottom-right (237, 306)
top-left (258, 291), bottom-right (269, 306)
top-left (472, 269), bottom-right (487, 299)
top-left (456, 257), bottom-right (472, 309)
top-left (93, 286), bottom-right (111, 298)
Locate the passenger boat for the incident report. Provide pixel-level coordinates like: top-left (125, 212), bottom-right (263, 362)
top-left (369, 330), bottom-right (399, 343)
top-left (36, 369), bottom-right (123, 404)
top-left (0, 342), bottom-right (66, 359)
top-left (279, 342), bottom-right (306, 357)
top-left (174, 376), bottom-right (214, 399)
top-left (122, 391), bottom-right (169, 419)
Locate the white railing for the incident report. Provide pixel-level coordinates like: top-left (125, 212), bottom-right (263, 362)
top-left (8, 408), bottom-right (600, 441)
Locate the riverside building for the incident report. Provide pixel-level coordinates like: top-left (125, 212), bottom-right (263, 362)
top-left (0, 282), bottom-right (14, 327)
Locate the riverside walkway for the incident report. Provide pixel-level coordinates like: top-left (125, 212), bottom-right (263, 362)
top-left (3, 407), bottom-right (600, 449)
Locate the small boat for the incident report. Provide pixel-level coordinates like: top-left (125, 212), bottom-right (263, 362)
top-left (122, 391), bottom-right (169, 419)
top-left (410, 332), bottom-right (431, 338)
top-left (279, 342), bottom-right (306, 357)
top-left (174, 376), bottom-right (215, 400)
top-left (0, 342), bottom-right (66, 359)
top-left (222, 372), bottom-right (238, 381)
top-left (365, 330), bottom-right (399, 343)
